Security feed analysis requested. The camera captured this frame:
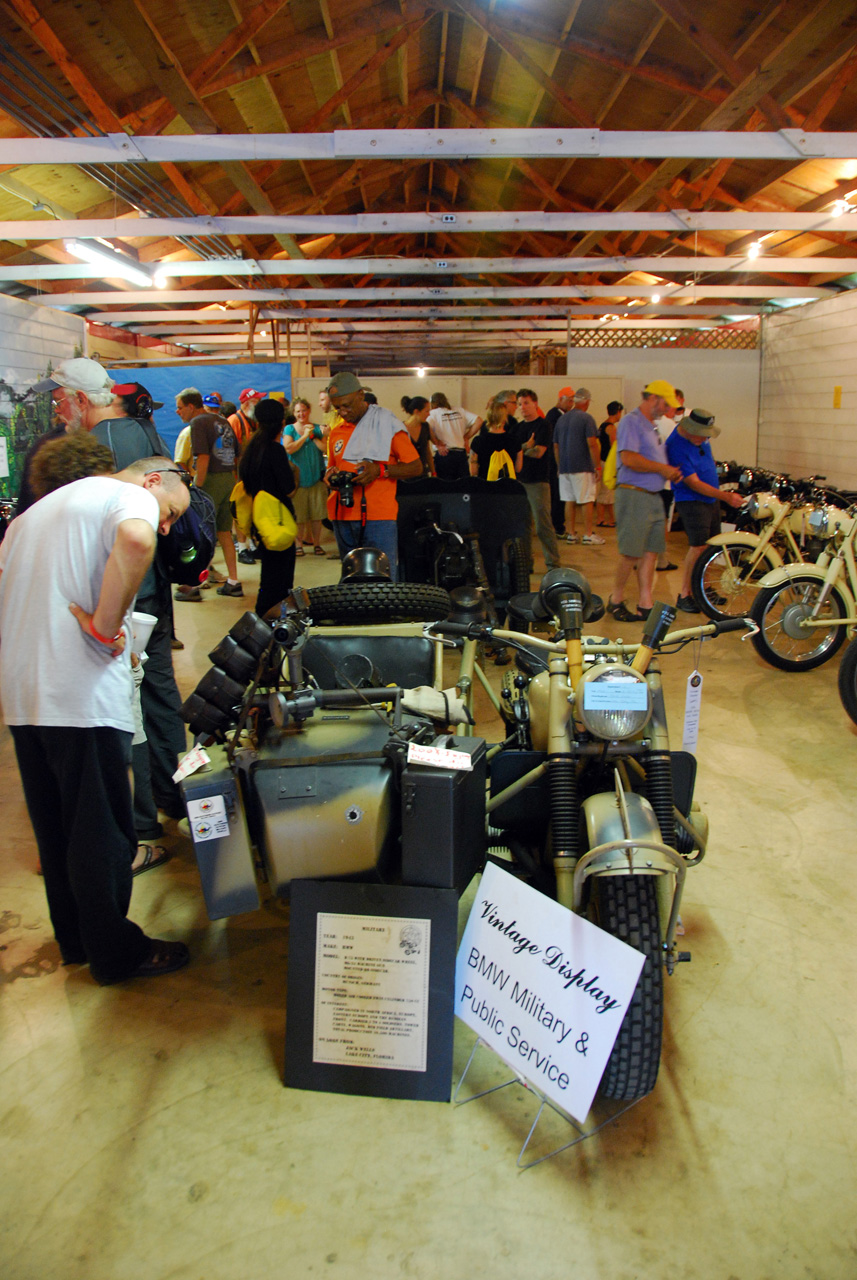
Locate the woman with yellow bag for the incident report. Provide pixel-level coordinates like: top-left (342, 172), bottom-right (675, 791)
top-left (468, 396), bottom-right (522, 479)
top-left (236, 398), bottom-right (297, 617)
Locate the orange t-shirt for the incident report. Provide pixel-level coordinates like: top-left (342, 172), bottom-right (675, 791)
top-left (326, 423), bottom-right (419, 522)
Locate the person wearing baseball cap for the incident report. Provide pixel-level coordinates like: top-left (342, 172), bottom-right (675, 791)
top-left (666, 408), bottom-right (744, 612)
top-left (324, 373), bottom-right (422, 579)
top-left (605, 379), bottom-right (684, 624)
top-left (544, 386), bottom-right (577, 537)
top-left (112, 382), bottom-right (165, 422)
top-left (228, 389), bottom-right (265, 450)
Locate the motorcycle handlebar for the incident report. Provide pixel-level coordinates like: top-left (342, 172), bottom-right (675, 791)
top-left (711, 616), bottom-right (754, 636)
top-left (428, 620), bottom-right (491, 640)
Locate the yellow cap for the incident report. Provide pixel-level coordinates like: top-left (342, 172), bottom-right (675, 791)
top-left (643, 379), bottom-right (680, 408)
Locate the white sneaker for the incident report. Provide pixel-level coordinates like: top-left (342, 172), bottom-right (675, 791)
top-left (582, 533), bottom-right (605, 545)
top-left (565, 533), bottom-right (579, 543)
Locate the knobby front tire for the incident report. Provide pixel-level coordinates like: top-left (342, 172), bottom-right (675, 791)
top-left (591, 875), bottom-right (663, 1101)
top-left (306, 582), bottom-right (452, 625)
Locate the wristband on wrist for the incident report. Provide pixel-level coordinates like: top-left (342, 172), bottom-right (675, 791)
top-left (90, 620), bottom-right (123, 647)
top-left (377, 461), bottom-right (388, 478)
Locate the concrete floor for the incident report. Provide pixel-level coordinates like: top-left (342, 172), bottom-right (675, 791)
top-left (2, 527), bottom-right (856, 1280)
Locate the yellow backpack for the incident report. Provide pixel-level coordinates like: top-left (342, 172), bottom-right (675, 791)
top-left (486, 448), bottom-right (515, 481)
top-left (602, 441), bottom-right (618, 490)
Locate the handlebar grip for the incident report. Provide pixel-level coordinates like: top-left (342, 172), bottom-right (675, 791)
top-left (428, 621), bottom-right (489, 639)
top-left (712, 616), bottom-right (753, 635)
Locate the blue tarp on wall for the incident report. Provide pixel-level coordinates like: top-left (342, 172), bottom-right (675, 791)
top-left (109, 363), bottom-right (292, 451)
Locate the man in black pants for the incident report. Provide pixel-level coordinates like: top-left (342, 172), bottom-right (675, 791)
top-left (0, 459), bottom-right (191, 983)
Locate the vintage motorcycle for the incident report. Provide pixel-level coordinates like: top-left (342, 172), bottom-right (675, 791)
top-left (430, 570), bottom-right (748, 1100)
top-left (178, 571), bottom-right (748, 1104)
top-left (749, 504), bottom-right (857, 670)
top-left (692, 483), bottom-right (847, 622)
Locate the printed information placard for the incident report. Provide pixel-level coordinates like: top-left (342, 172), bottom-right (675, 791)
top-left (455, 862), bottom-right (645, 1123)
top-left (313, 913), bottom-right (431, 1072)
top-left (285, 881), bottom-right (458, 1102)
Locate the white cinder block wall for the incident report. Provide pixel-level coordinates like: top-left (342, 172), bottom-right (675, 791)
top-left (760, 293), bottom-right (857, 489)
top-left (0, 296), bottom-right (85, 389)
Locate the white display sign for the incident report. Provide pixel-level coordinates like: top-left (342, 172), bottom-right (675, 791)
top-left (455, 862), bottom-right (645, 1123)
top-left (0, 437), bottom-right (8, 478)
top-left (186, 794), bottom-right (229, 842)
top-left (583, 680), bottom-right (648, 711)
top-left (313, 913), bottom-right (431, 1072)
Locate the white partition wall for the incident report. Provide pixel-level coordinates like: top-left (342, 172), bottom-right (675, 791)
top-left (0, 294), bottom-right (85, 389)
top-left (760, 293), bottom-right (857, 489)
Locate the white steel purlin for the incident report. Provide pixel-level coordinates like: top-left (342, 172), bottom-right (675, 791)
top-left (0, 129), bottom-right (855, 166)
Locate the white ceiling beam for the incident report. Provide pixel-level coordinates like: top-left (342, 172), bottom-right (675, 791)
top-left (5, 255), bottom-right (855, 282)
top-left (1, 129), bottom-right (855, 165)
top-left (85, 303), bottom-right (770, 323)
top-left (39, 285), bottom-right (829, 305)
top-left (5, 210), bottom-right (857, 239)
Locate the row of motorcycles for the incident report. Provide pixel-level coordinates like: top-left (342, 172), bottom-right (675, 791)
top-left (180, 561), bottom-right (750, 1105)
top-left (694, 461), bottom-right (857, 724)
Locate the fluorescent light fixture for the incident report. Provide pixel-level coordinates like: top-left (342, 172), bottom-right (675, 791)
top-left (64, 238), bottom-right (153, 288)
top-left (830, 199), bottom-right (854, 218)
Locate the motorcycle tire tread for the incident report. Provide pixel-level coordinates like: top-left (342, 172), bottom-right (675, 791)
top-left (690, 540), bottom-right (779, 622)
top-left (591, 875), bottom-right (663, 1101)
top-left (306, 582), bottom-right (452, 626)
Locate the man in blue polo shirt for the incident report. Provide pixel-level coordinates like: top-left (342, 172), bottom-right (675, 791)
top-left (666, 408), bottom-right (744, 612)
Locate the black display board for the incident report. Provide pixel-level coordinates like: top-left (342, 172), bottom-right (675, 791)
top-left (284, 881), bottom-right (458, 1102)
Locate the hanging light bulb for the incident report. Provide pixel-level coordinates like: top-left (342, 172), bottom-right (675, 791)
top-left (417, 365), bottom-right (426, 378)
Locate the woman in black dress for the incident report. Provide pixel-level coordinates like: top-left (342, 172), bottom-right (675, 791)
top-left (400, 395), bottom-right (435, 478)
top-left (238, 398), bottom-right (297, 617)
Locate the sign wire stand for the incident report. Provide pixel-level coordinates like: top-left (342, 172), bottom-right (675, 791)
top-left (453, 1037), bottom-right (642, 1169)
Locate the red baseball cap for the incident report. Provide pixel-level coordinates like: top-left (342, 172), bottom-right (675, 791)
top-left (239, 388), bottom-right (264, 402)
top-left (558, 386), bottom-right (574, 398)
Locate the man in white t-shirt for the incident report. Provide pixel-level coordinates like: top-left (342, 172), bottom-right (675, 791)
top-left (0, 458), bottom-right (191, 986)
top-left (427, 394), bottom-right (483, 480)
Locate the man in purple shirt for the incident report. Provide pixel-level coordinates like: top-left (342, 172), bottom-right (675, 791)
top-left (606, 380), bottom-right (683, 624)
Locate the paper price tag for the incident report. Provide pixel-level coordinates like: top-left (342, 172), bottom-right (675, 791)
top-left (407, 742), bottom-right (473, 771)
top-left (172, 744), bottom-right (211, 783)
top-left (682, 670), bottom-right (703, 753)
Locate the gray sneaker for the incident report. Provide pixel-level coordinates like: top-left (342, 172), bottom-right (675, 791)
top-left (216, 581), bottom-right (244, 597)
top-left (174, 586), bottom-right (202, 602)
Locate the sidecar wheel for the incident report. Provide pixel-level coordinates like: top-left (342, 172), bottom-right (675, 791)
top-left (749, 575), bottom-right (848, 671)
top-left (306, 582), bottom-right (452, 625)
top-left (591, 875), bottom-right (663, 1101)
top-left (690, 540), bottom-right (780, 621)
top-left (837, 638), bottom-right (857, 727)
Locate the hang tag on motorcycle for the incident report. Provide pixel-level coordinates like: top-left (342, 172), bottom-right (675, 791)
top-left (682, 670), bottom-right (703, 753)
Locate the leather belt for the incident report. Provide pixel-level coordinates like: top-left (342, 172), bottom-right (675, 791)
top-left (618, 483), bottom-right (657, 493)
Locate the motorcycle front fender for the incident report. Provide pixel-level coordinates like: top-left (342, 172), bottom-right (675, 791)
top-left (581, 791), bottom-right (668, 873)
top-left (756, 563), bottom-right (855, 611)
top-left (706, 530), bottom-right (784, 567)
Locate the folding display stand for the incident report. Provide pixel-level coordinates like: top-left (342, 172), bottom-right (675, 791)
top-left (453, 1037), bottom-right (643, 1170)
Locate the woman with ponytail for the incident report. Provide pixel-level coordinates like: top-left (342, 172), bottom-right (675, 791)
top-left (400, 396), bottom-right (435, 478)
top-left (238, 398), bottom-right (298, 616)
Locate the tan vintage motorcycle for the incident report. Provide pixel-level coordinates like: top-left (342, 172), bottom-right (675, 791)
top-left (692, 488), bottom-right (846, 622)
top-left (749, 505), bottom-right (857, 670)
top-left (430, 570), bottom-right (751, 1101)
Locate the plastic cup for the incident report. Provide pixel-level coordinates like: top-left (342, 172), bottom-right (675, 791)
top-left (131, 610), bottom-right (157, 652)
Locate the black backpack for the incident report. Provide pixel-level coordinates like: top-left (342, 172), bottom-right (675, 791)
top-left (158, 484), bottom-right (217, 586)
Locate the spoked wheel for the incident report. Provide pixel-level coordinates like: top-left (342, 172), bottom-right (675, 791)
top-left (590, 876), bottom-right (663, 1101)
top-left (837, 638), bottom-right (857, 726)
top-left (691, 540), bottom-right (781, 621)
top-left (749, 575), bottom-right (849, 671)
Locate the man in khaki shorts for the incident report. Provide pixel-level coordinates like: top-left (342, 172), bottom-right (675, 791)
top-left (552, 388), bottom-right (604, 545)
top-left (606, 380), bottom-right (683, 623)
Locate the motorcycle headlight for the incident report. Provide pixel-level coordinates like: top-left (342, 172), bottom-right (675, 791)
top-left (576, 664), bottom-right (652, 740)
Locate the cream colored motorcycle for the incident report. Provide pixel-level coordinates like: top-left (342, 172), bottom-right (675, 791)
top-left (692, 490), bottom-right (844, 622)
top-left (750, 506), bottom-right (857, 670)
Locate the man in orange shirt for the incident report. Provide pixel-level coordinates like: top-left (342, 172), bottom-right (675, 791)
top-left (324, 373), bottom-right (421, 580)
